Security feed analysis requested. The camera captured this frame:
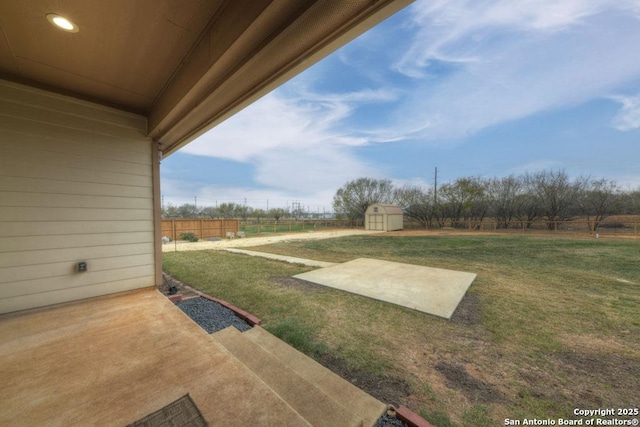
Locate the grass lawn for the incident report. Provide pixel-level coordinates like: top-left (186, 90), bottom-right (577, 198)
top-left (162, 234), bottom-right (639, 426)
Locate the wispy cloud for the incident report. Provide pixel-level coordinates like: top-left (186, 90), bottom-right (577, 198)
top-left (383, 0), bottom-right (640, 141)
top-left (166, 0), bottom-right (640, 208)
top-left (609, 94), bottom-right (640, 131)
top-left (180, 88), bottom-right (395, 196)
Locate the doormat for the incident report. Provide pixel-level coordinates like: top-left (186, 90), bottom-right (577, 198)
top-left (128, 394), bottom-right (207, 427)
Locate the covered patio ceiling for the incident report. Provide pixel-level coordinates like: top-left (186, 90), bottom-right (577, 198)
top-left (0, 0), bottom-right (413, 156)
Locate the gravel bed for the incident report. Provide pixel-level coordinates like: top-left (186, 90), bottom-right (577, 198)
top-left (376, 413), bottom-right (409, 427)
top-left (175, 297), bottom-right (252, 333)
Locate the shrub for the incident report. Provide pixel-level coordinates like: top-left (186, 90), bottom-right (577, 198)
top-left (179, 232), bottom-right (199, 242)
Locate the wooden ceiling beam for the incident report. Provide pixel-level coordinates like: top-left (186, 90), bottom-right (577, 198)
top-left (150, 0), bottom-right (414, 156)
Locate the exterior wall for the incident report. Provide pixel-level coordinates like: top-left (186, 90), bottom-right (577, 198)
top-left (0, 80), bottom-right (155, 314)
top-left (386, 214), bottom-right (404, 231)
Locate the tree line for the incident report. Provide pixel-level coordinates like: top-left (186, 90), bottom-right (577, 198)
top-left (162, 202), bottom-right (296, 222)
top-left (332, 171), bottom-right (640, 231)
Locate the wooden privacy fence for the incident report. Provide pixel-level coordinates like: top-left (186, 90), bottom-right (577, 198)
top-left (162, 219), bottom-right (239, 240)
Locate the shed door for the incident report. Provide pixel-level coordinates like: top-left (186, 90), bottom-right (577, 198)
top-left (369, 214), bottom-right (384, 230)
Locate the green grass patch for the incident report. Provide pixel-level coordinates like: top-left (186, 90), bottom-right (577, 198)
top-left (462, 404), bottom-right (494, 427)
top-left (265, 317), bottom-right (329, 358)
top-left (163, 234), bottom-right (639, 425)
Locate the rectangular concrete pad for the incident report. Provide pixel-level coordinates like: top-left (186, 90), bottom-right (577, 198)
top-left (294, 258), bottom-right (476, 319)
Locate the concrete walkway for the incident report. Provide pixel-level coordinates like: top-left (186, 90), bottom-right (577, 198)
top-left (225, 248), bottom-right (336, 267)
top-left (162, 229), bottom-right (381, 252)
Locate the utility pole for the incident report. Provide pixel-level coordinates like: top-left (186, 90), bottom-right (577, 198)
top-left (194, 196), bottom-right (197, 209)
top-left (434, 167), bottom-right (438, 204)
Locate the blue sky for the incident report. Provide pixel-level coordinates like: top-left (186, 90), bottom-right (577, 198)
top-left (161, 0), bottom-right (640, 213)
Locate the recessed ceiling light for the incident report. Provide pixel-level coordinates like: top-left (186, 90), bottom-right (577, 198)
top-left (46, 13), bottom-right (79, 33)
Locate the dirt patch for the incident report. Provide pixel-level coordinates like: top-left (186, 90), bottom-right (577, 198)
top-left (270, 276), bottom-right (330, 294)
top-left (316, 352), bottom-right (412, 407)
top-left (435, 361), bottom-right (506, 404)
top-left (449, 292), bottom-right (482, 326)
top-left (552, 348), bottom-right (640, 407)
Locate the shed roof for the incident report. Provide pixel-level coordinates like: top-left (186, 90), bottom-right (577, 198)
top-left (366, 204), bottom-right (403, 215)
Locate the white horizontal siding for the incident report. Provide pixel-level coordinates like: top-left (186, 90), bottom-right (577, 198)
top-left (0, 232), bottom-right (152, 252)
top-left (0, 124), bottom-right (151, 164)
top-left (0, 175), bottom-right (152, 198)
top-left (0, 80), bottom-right (156, 314)
top-left (0, 276), bottom-right (156, 314)
top-left (0, 193), bottom-right (152, 209)
top-left (0, 243), bottom-right (154, 268)
top-left (0, 220), bottom-right (153, 237)
top-left (1, 255), bottom-right (155, 285)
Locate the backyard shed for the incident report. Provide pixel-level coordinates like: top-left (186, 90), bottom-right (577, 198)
top-left (365, 204), bottom-right (404, 231)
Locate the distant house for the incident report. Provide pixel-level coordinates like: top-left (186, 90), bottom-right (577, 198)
top-left (365, 204), bottom-right (404, 231)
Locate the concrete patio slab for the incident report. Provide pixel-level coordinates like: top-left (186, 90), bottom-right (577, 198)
top-left (294, 258), bottom-right (476, 319)
top-left (0, 289), bottom-right (310, 426)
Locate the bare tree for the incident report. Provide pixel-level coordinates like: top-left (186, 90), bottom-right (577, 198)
top-left (513, 191), bottom-right (541, 229)
top-left (269, 208), bottom-right (287, 222)
top-left (487, 175), bottom-right (525, 228)
top-left (217, 203), bottom-right (238, 218)
top-left (395, 185), bottom-right (435, 228)
top-left (162, 203), bottom-right (180, 218)
top-left (620, 188), bottom-right (640, 214)
top-left (580, 178), bottom-right (622, 232)
top-left (253, 209), bottom-right (266, 222)
top-left (528, 170), bottom-right (585, 229)
top-left (200, 206), bottom-right (218, 218)
top-left (438, 177), bottom-right (488, 228)
top-left (176, 203), bottom-right (200, 218)
top-left (333, 177), bottom-right (396, 220)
